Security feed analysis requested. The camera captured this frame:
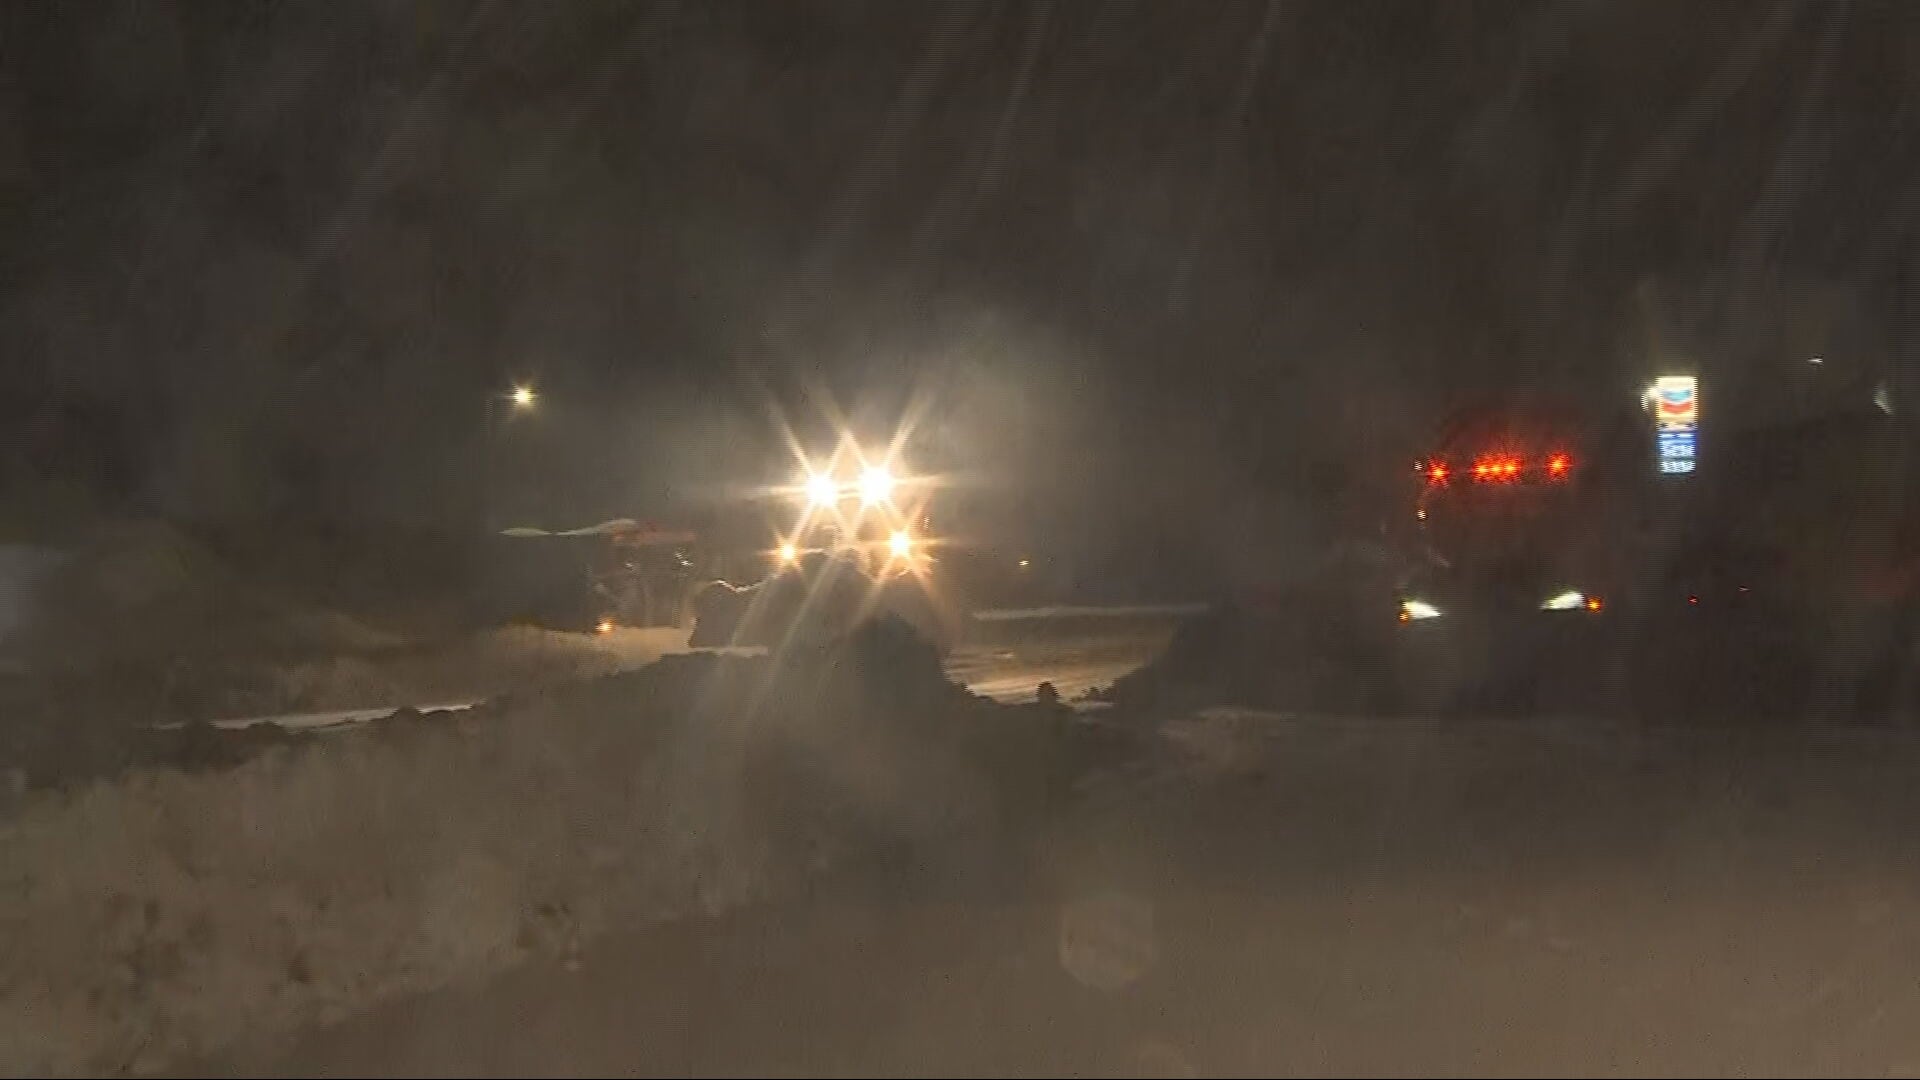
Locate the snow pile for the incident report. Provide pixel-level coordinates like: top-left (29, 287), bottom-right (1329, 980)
top-left (0, 662), bottom-right (760, 1073)
top-left (0, 624), bottom-right (1067, 1075)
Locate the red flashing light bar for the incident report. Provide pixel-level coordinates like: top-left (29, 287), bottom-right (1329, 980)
top-left (1423, 452), bottom-right (1575, 485)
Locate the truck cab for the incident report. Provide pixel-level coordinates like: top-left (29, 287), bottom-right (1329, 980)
top-left (1399, 401), bottom-right (1642, 628)
top-left (1393, 374), bottom-right (1919, 716)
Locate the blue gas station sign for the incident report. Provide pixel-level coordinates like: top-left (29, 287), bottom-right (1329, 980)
top-left (1651, 376), bottom-right (1698, 476)
top-left (1657, 428), bottom-right (1696, 474)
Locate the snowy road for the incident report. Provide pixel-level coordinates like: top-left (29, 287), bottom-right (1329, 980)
top-left (197, 607), bottom-right (1188, 730)
top-left (948, 605), bottom-right (1185, 703)
top-left (945, 636), bottom-right (1164, 703)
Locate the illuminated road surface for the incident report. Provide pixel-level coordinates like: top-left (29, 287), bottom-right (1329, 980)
top-left (198, 608), bottom-right (1187, 730)
top-left (945, 628), bottom-right (1173, 704)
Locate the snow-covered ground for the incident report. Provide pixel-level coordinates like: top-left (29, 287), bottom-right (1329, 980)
top-left (0, 657), bottom-right (793, 1074)
top-left (0, 629), bottom-right (1072, 1077)
top-left (233, 709), bottom-right (1920, 1076)
top-left (20, 642), bottom-right (1920, 1077)
top-left (41, 601), bottom-right (1920, 1076)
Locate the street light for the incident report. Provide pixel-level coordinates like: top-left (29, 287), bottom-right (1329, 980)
top-left (485, 383), bottom-right (539, 532)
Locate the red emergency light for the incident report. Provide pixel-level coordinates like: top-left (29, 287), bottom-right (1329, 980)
top-left (1472, 455), bottom-right (1522, 482)
top-left (1428, 446), bottom-right (1572, 486)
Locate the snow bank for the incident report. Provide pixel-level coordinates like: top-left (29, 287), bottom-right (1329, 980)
top-left (0, 623), bottom-right (1062, 1076)
top-left (0, 655), bottom-right (805, 1074)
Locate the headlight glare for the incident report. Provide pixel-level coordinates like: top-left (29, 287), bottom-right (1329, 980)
top-left (860, 465), bottom-right (896, 505)
top-left (1542, 589), bottom-right (1587, 611)
top-left (804, 473), bottom-right (839, 509)
top-left (1399, 598), bottom-right (1442, 622)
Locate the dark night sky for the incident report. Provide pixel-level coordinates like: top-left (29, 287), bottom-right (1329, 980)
top-left (5, 1), bottom-right (1920, 576)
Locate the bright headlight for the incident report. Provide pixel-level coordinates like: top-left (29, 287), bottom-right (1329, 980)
top-left (1542, 590), bottom-right (1586, 611)
top-left (1399, 598), bottom-right (1442, 622)
top-left (805, 473), bottom-right (839, 509)
top-left (888, 529), bottom-right (913, 558)
top-left (860, 465), bottom-right (896, 505)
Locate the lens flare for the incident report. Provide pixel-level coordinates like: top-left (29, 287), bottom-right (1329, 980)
top-left (805, 473), bottom-right (839, 509)
top-left (860, 465), bottom-right (896, 505)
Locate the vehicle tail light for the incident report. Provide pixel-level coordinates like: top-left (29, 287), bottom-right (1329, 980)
top-left (1547, 452), bottom-right (1572, 479)
top-left (1426, 461), bottom-right (1449, 486)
